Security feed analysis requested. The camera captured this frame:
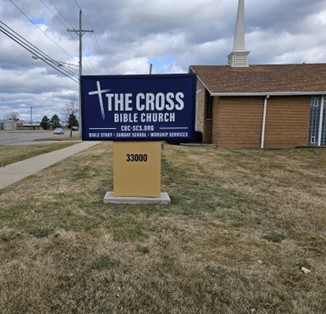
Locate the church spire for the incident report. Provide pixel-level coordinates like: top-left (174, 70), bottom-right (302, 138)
top-left (228, 0), bottom-right (250, 67)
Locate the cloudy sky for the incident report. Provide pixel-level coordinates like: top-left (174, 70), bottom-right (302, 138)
top-left (1, 0), bottom-right (326, 122)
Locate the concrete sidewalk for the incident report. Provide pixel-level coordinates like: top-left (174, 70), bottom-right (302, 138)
top-left (0, 141), bottom-right (99, 190)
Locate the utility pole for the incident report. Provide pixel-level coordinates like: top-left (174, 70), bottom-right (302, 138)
top-left (68, 10), bottom-right (93, 138)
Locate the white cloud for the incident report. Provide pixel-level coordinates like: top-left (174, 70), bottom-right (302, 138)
top-left (110, 57), bottom-right (150, 75)
top-left (1, 0), bottom-right (326, 121)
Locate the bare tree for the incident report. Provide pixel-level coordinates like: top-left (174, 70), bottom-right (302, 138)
top-left (6, 111), bottom-right (20, 121)
top-left (61, 97), bottom-right (79, 137)
top-left (61, 97), bottom-right (79, 124)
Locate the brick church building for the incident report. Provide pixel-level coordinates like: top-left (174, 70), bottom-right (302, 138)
top-left (190, 0), bottom-right (326, 148)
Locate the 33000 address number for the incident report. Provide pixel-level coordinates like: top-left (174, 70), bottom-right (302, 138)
top-left (126, 154), bottom-right (148, 162)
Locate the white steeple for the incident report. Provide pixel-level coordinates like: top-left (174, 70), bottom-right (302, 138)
top-left (228, 0), bottom-right (250, 67)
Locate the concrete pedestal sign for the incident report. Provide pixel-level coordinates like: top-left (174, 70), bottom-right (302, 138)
top-left (81, 74), bottom-right (196, 205)
top-left (113, 141), bottom-right (161, 197)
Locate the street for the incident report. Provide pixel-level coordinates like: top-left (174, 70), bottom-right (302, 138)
top-left (0, 131), bottom-right (55, 146)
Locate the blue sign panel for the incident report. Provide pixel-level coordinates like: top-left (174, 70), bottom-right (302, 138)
top-left (81, 74), bottom-right (196, 141)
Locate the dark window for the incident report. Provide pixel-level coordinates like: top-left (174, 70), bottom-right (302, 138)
top-left (205, 89), bottom-right (213, 119)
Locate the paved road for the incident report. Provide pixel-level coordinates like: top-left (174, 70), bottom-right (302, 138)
top-left (0, 131), bottom-right (57, 146)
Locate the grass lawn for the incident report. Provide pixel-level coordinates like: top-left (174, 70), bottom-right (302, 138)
top-left (0, 143), bottom-right (77, 167)
top-left (0, 143), bottom-right (325, 313)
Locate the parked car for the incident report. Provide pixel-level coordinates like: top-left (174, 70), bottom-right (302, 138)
top-left (71, 126), bottom-right (79, 131)
top-left (53, 128), bottom-right (64, 135)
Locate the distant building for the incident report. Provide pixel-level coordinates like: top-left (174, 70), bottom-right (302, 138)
top-left (189, 0), bottom-right (326, 148)
top-left (22, 123), bottom-right (41, 130)
top-left (0, 120), bottom-right (41, 131)
top-left (3, 120), bottom-right (17, 131)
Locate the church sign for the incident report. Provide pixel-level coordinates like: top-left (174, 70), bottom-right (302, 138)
top-left (81, 74), bottom-right (196, 141)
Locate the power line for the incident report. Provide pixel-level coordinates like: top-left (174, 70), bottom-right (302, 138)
top-left (67, 9), bottom-right (94, 134)
top-left (47, 0), bottom-right (75, 30)
top-left (0, 21), bottom-right (79, 83)
top-left (39, 0), bottom-right (68, 29)
top-left (12, 0), bottom-right (105, 76)
top-left (40, 0), bottom-right (79, 54)
top-left (73, 0), bottom-right (82, 11)
top-left (81, 12), bottom-right (106, 73)
top-left (70, 0), bottom-right (106, 74)
top-left (67, 10), bottom-right (93, 76)
top-left (9, 0), bottom-right (76, 61)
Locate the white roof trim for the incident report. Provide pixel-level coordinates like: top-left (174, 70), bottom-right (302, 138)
top-left (192, 74), bottom-right (212, 93)
top-left (210, 92), bottom-right (326, 97)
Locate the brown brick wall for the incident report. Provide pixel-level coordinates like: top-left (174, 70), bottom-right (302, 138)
top-left (194, 80), bottom-right (213, 143)
top-left (264, 96), bottom-right (310, 148)
top-left (195, 80), bottom-right (205, 134)
top-left (212, 97), bottom-right (264, 148)
top-left (203, 119), bottom-right (212, 144)
top-left (195, 76), bottom-right (311, 148)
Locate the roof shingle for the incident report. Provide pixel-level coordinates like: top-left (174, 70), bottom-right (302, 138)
top-left (189, 64), bottom-right (326, 95)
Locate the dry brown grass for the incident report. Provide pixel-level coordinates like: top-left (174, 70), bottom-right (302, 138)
top-left (0, 143), bottom-right (76, 167)
top-left (0, 143), bottom-right (325, 313)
